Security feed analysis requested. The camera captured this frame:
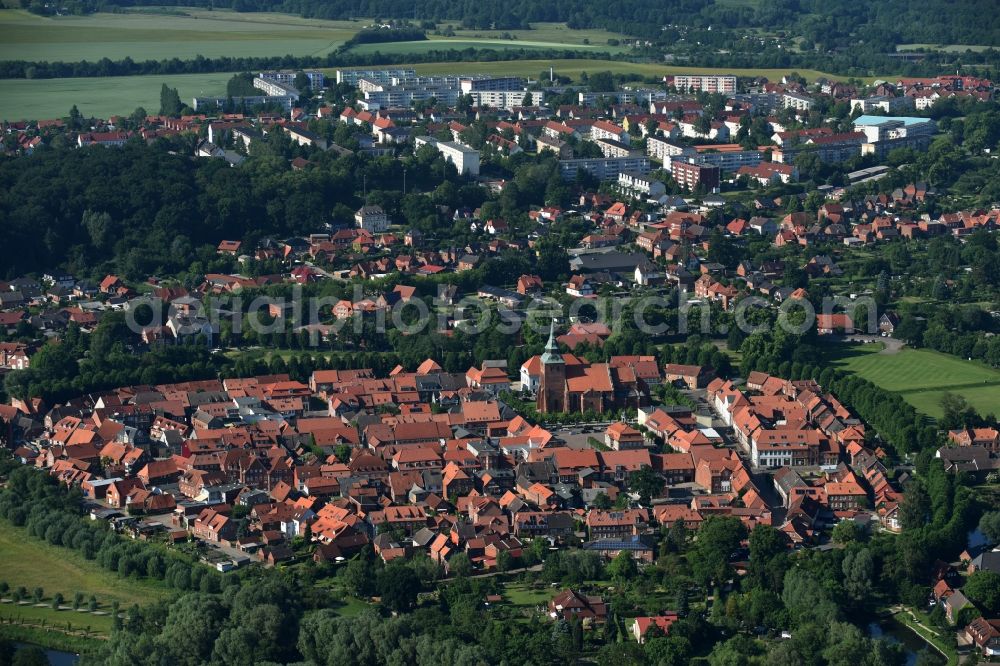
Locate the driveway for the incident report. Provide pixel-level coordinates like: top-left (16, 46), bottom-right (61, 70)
top-left (844, 335), bottom-right (905, 354)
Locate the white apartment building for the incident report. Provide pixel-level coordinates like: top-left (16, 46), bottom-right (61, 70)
top-left (459, 76), bottom-right (526, 93)
top-left (336, 68), bottom-right (416, 86)
top-left (647, 136), bottom-right (691, 163)
top-left (253, 77), bottom-right (300, 101)
top-left (414, 136), bottom-right (481, 176)
top-left (469, 90), bottom-right (543, 110)
top-left (782, 92), bottom-right (815, 111)
top-left (259, 70), bottom-right (325, 90)
top-left (667, 74), bottom-right (737, 93)
top-left (558, 156), bottom-right (651, 182)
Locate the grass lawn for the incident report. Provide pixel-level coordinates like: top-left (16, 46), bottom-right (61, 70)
top-left (0, 520), bottom-right (170, 608)
top-left (504, 582), bottom-right (551, 607)
top-left (0, 71), bottom-right (234, 121)
top-left (0, 601), bottom-right (115, 636)
top-left (0, 8), bottom-right (360, 62)
top-left (825, 342), bottom-right (1000, 418)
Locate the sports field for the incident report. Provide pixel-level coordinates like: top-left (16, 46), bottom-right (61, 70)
top-left (828, 342), bottom-right (1000, 419)
top-left (0, 8), bottom-right (360, 61)
top-left (0, 520), bottom-right (169, 607)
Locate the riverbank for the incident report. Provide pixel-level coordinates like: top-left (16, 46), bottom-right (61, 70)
top-left (882, 606), bottom-right (959, 665)
top-left (0, 623), bottom-right (101, 657)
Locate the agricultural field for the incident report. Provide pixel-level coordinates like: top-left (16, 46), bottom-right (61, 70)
top-left (348, 37), bottom-right (620, 56)
top-left (0, 520), bottom-right (169, 608)
top-left (0, 8), bottom-right (360, 62)
top-left (399, 59), bottom-right (882, 83)
top-left (347, 22), bottom-right (635, 56)
top-left (827, 342), bottom-right (1000, 419)
top-left (0, 71), bottom-right (233, 120)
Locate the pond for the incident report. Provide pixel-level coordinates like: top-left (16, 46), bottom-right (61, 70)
top-left (868, 618), bottom-right (940, 666)
top-left (14, 642), bottom-right (80, 666)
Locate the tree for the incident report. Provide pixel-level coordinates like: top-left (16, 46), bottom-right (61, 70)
top-left (448, 552), bottom-right (473, 578)
top-left (588, 71), bottom-right (614, 93)
top-left (340, 556), bottom-right (377, 597)
top-left (963, 571), bottom-right (1000, 614)
top-left (629, 466), bottom-right (663, 504)
top-left (593, 492), bottom-right (612, 510)
top-left (159, 84), bottom-right (183, 116)
top-left (979, 511), bottom-right (1000, 544)
top-left (376, 562), bottom-right (421, 613)
top-left (607, 550), bottom-right (638, 582)
top-left (692, 516), bottom-right (747, 586)
top-left (748, 524), bottom-right (787, 592)
top-left (67, 104), bottom-right (83, 130)
top-left (293, 71), bottom-right (311, 92)
top-left (129, 107), bottom-right (148, 127)
top-left (842, 548), bottom-right (875, 602)
top-left (156, 593), bottom-right (228, 666)
top-left (708, 634), bottom-right (760, 666)
top-left (665, 519), bottom-right (688, 553)
top-left (899, 479), bottom-right (931, 530)
top-left (831, 520), bottom-right (864, 545)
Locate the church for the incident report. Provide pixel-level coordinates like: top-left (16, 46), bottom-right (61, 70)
top-left (533, 323), bottom-right (655, 414)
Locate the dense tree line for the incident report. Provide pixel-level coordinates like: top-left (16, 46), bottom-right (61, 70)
top-left (341, 26), bottom-right (428, 48)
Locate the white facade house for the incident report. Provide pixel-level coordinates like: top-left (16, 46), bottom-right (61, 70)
top-left (414, 136), bottom-right (481, 176)
top-left (355, 205), bottom-right (390, 233)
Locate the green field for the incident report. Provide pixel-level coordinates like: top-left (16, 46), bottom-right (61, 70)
top-left (0, 71), bottom-right (233, 120)
top-left (0, 8), bottom-right (360, 61)
top-left (443, 22), bottom-right (632, 46)
top-left (0, 13), bottom-right (633, 62)
top-left (0, 600), bottom-right (115, 636)
top-left (828, 342), bottom-right (1000, 419)
top-left (349, 37), bottom-right (620, 56)
top-left (397, 59), bottom-right (884, 83)
top-left (0, 520), bottom-right (169, 608)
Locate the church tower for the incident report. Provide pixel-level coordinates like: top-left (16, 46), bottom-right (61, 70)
top-left (537, 320), bottom-right (566, 413)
